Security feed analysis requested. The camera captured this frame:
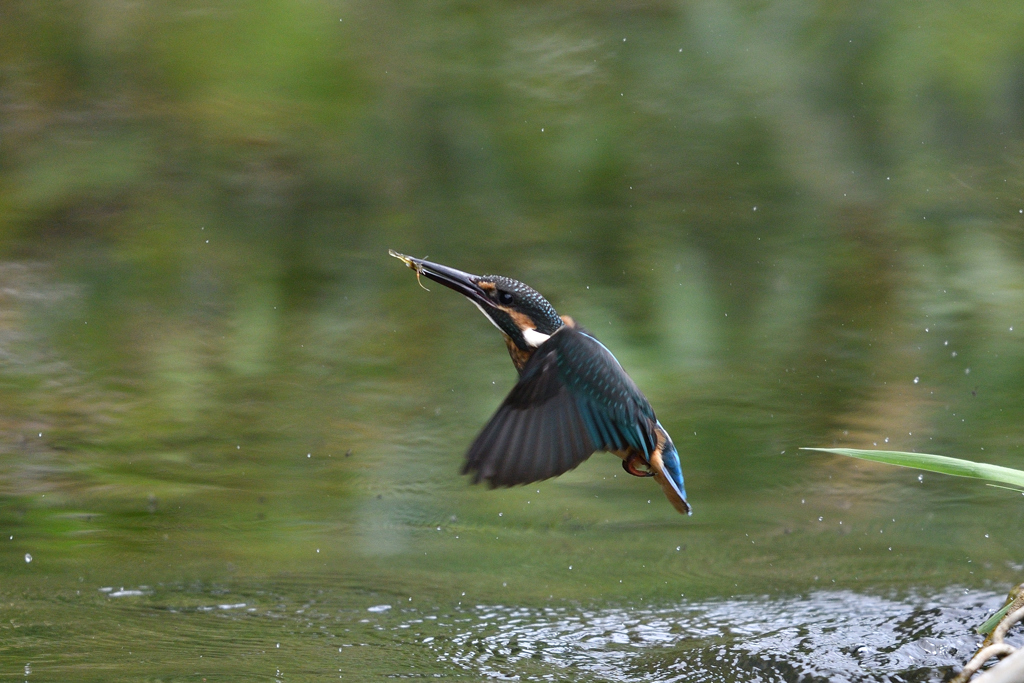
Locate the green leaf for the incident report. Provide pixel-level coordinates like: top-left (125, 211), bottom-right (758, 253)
top-left (799, 448), bottom-right (1024, 489)
top-left (977, 602), bottom-right (1013, 635)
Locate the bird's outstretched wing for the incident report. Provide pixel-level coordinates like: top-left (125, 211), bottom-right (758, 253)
top-left (463, 325), bottom-right (658, 487)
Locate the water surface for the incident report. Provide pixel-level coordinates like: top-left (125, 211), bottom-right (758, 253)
top-left (2, 0), bottom-right (1024, 680)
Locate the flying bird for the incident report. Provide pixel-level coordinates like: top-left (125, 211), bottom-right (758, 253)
top-left (390, 250), bottom-right (690, 515)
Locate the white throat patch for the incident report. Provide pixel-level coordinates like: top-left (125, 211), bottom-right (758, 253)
top-left (522, 328), bottom-right (551, 348)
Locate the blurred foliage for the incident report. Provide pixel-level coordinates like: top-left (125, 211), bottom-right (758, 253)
top-left (0, 0), bottom-right (1022, 599)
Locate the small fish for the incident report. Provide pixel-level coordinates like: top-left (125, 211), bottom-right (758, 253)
top-left (389, 249), bottom-right (430, 291)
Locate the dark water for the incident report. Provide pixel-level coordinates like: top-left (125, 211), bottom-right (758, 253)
top-left (2, 1), bottom-right (1024, 680)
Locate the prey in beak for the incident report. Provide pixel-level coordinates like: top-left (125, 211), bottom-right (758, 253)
top-left (390, 250), bottom-right (497, 312)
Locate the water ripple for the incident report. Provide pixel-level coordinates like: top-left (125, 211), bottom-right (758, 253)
top-left (395, 588), bottom-right (1012, 682)
top-left (3, 581), bottom-right (1014, 681)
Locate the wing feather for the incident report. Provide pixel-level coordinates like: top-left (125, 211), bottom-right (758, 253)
top-left (551, 398), bottom-right (574, 478)
top-left (531, 403), bottom-right (555, 481)
top-left (463, 326), bottom-right (658, 487)
top-left (466, 404), bottom-right (517, 484)
top-left (509, 406), bottom-right (540, 485)
top-left (497, 409), bottom-right (531, 486)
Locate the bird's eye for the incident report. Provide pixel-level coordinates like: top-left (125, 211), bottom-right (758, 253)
top-left (498, 291), bottom-right (514, 305)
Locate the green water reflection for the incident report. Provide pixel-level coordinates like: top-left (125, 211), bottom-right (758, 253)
top-left (1, 0), bottom-right (1024, 679)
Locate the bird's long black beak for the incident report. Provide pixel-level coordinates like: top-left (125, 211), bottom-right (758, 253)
top-left (390, 250), bottom-right (495, 309)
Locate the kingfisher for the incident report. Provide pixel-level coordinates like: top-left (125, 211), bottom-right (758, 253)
top-left (390, 250), bottom-right (691, 515)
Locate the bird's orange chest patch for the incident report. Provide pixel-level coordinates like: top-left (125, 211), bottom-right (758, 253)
top-left (503, 334), bottom-right (533, 372)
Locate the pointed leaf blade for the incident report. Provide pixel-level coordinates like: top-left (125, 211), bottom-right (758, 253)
top-left (800, 448), bottom-right (1024, 489)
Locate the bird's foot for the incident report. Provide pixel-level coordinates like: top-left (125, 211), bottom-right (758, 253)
top-left (622, 454), bottom-right (654, 478)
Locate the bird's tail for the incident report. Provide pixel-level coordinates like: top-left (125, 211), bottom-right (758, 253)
top-left (651, 423), bottom-right (691, 515)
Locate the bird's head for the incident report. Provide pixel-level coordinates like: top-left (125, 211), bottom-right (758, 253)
top-left (391, 251), bottom-right (563, 352)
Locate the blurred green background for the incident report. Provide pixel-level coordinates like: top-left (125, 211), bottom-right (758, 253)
top-left (1, 0), bottom-right (1023, 680)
